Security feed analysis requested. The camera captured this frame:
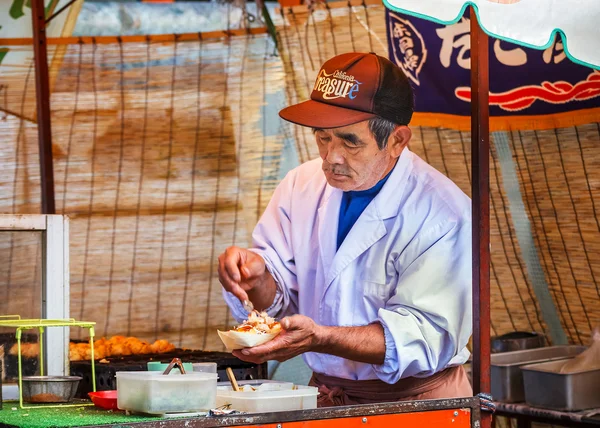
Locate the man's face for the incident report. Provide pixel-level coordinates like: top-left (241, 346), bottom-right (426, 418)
top-left (315, 120), bottom-right (396, 192)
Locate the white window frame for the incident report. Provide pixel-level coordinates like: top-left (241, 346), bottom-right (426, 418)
top-left (0, 214), bottom-right (70, 378)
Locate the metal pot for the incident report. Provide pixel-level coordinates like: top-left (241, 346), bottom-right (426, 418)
top-left (21, 376), bottom-right (82, 403)
top-left (491, 331), bottom-right (545, 353)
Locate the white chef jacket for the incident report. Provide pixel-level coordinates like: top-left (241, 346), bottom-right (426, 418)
top-left (223, 148), bottom-right (472, 384)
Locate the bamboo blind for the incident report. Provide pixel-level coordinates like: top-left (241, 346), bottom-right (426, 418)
top-left (0, 3), bottom-right (598, 351)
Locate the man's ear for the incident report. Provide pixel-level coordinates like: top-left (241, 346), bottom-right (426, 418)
top-left (387, 126), bottom-right (411, 158)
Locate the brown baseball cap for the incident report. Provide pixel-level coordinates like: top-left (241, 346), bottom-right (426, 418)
top-left (279, 52), bottom-right (414, 128)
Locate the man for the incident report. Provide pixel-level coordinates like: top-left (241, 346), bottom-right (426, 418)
top-left (218, 52), bottom-right (472, 406)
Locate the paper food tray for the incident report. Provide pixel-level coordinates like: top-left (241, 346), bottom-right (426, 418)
top-left (217, 330), bottom-right (280, 351)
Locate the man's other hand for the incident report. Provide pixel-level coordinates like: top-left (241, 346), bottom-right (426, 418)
top-left (218, 246), bottom-right (267, 304)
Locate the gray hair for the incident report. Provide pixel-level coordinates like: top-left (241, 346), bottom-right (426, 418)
top-left (368, 116), bottom-right (398, 150)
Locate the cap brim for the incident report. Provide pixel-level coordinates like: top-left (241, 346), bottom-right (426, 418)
top-left (279, 99), bottom-right (376, 128)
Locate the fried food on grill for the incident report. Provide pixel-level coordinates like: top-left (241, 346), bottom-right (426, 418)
top-left (7, 335), bottom-right (176, 361)
top-left (233, 310), bottom-right (282, 335)
top-left (69, 342), bottom-right (93, 361)
top-left (8, 343), bottom-right (40, 359)
top-left (68, 336), bottom-right (175, 361)
top-left (150, 339), bottom-right (176, 354)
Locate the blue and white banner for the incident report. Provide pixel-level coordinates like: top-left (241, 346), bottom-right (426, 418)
top-left (385, 9), bottom-right (600, 129)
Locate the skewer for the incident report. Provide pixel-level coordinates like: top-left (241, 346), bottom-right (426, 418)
top-left (226, 367), bottom-right (240, 392)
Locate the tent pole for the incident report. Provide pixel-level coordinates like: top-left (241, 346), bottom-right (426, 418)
top-left (470, 5), bottom-right (491, 428)
top-left (31, 0), bottom-right (56, 214)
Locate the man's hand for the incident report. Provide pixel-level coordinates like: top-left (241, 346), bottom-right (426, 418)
top-left (232, 315), bottom-right (320, 364)
top-left (217, 246), bottom-right (277, 311)
top-left (233, 317), bottom-right (386, 365)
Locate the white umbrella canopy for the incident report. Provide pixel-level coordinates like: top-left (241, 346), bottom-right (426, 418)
top-left (382, 0), bottom-right (600, 70)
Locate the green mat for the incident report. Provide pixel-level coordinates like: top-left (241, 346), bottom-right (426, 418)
top-left (0, 403), bottom-right (195, 428)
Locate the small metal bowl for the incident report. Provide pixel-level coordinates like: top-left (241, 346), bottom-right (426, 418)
top-left (491, 331), bottom-right (545, 353)
top-left (21, 376), bottom-right (82, 403)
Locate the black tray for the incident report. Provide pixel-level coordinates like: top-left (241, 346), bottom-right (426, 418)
top-left (69, 350), bottom-right (267, 398)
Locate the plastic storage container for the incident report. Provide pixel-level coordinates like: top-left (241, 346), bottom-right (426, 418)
top-left (216, 381), bottom-right (318, 413)
top-left (116, 371), bottom-right (217, 415)
top-left (193, 362), bottom-right (217, 374)
top-left (216, 379), bottom-right (293, 388)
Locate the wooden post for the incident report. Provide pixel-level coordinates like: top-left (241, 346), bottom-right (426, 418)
top-left (470, 6), bottom-right (491, 428)
top-left (31, 0), bottom-right (56, 214)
